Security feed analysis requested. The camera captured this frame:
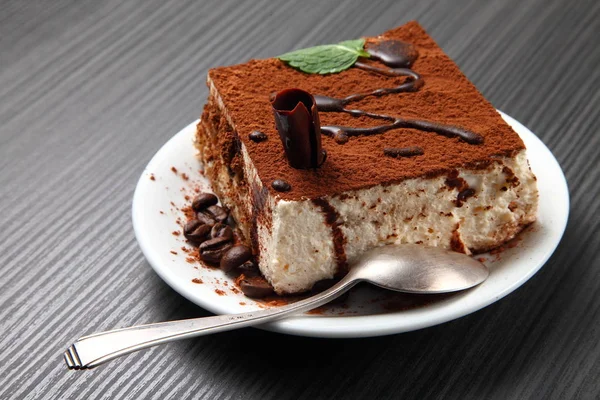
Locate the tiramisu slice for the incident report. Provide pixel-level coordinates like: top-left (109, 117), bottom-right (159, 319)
top-left (195, 21), bottom-right (538, 294)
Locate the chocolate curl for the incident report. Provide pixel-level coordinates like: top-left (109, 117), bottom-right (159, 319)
top-left (271, 88), bottom-right (327, 169)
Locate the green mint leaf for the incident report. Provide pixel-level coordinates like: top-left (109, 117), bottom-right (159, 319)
top-left (278, 38), bottom-right (369, 74)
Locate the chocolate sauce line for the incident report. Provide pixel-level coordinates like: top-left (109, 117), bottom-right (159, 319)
top-left (312, 56), bottom-right (484, 146)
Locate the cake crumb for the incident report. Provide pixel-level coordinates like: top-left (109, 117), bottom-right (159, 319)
top-left (171, 166), bottom-right (178, 173)
top-left (182, 173), bottom-right (189, 180)
top-left (192, 278), bottom-right (203, 284)
top-left (215, 289), bottom-right (226, 296)
top-left (170, 250), bottom-right (178, 255)
top-left (239, 302), bottom-right (246, 306)
top-left (149, 174), bottom-right (156, 181)
top-left (172, 231), bottom-right (181, 236)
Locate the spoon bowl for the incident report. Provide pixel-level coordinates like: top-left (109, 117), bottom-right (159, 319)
top-left (351, 244), bottom-right (489, 294)
top-left (64, 244), bottom-right (488, 369)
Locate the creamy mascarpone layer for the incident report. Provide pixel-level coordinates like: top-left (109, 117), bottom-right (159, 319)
top-left (246, 149), bottom-right (537, 294)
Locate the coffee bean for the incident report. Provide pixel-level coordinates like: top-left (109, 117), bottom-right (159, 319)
top-left (239, 276), bottom-right (274, 298)
top-left (199, 236), bottom-right (232, 251)
top-left (210, 223), bottom-right (233, 240)
top-left (187, 224), bottom-right (212, 243)
top-left (272, 179), bottom-right (291, 192)
top-left (183, 220), bottom-right (211, 243)
top-left (225, 214), bottom-right (237, 228)
top-left (199, 236), bottom-right (233, 264)
top-left (200, 244), bottom-right (233, 264)
top-left (220, 245), bottom-right (252, 272)
top-left (237, 260), bottom-right (260, 277)
top-left (205, 205), bottom-right (228, 222)
top-left (196, 211), bottom-right (216, 225)
top-left (183, 219), bottom-right (201, 236)
top-left (191, 193), bottom-right (218, 211)
top-left (249, 130), bottom-right (268, 142)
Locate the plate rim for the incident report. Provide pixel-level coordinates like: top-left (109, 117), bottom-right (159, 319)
top-left (132, 111), bottom-right (569, 338)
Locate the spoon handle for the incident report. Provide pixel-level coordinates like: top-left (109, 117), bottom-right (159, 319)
top-left (64, 275), bottom-right (358, 369)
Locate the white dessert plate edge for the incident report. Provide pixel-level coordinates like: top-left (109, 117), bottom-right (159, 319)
top-left (132, 111), bottom-right (569, 338)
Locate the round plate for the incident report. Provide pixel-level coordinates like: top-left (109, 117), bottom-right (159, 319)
top-left (132, 112), bottom-right (569, 338)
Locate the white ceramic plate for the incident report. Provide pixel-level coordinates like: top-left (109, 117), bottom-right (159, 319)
top-left (132, 112), bottom-right (569, 338)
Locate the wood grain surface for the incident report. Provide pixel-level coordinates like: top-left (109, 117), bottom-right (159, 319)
top-left (1, 0), bottom-right (599, 398)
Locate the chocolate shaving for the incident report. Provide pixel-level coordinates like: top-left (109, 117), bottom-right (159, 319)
top-left (271, 88), bottom-right (326, 169)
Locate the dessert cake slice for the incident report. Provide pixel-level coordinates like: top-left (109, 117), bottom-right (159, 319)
top-left (196, 21), bottom-right (538, 294)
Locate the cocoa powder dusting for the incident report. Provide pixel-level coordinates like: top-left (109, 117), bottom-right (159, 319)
top-left (206, 21), bottom-right (525, 200)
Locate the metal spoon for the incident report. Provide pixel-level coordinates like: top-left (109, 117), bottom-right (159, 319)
top-left (64, 244), bottom-right (488, 369)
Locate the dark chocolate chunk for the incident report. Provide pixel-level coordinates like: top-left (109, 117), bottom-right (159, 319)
top-left (192, 193), bottom-right (218, 211)
top-left (249, 130), bottom-right (268, 142)
top-left (239, 276), bottom-right (274, 298)
top-left (220, 245), bottom-right (252, 272)
top-left (272, 179), bottom-right (291, 192)
top-left (210, 223), bottom-right (233, 240)
top-left (456, 188), bottom-right (476, 207)
top-left (383, 146), bottom-right (424, 158)
top-left (205, 205), bottom-right (228, 222)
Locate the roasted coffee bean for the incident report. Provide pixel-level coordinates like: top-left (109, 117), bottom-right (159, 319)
top-left (185, 223), bottom-right (211, 243)
top-left (205, 205), bottom-right (228, 222)
top-left (271, 179), bottom-right (291, 192)
top-left (199, 236), bottom-right (232, 251)
top-left (237, 260), bottom-right (260, 277)
top-left (220, 245), bottom-right (252, 272)
top-left (196, 211), bottom-right (217, 225)
top-left (210, 223), bottom-right (233, 240)
top-left (183, 220), bottom-right (211, 243)
top-left (183, 219), bottom-right (201, 236)
top-left (191, 193), bottom-right (218, 211)
top-left (239, 276), bottom-right (274, 298)
top-left (200, 244), bottom-right (233, 264)
top-left (225, 214), bottom-right (237, 228)
top-left (199, 237), bottom-right (233, 264)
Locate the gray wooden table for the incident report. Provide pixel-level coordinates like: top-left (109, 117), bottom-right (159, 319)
top-left (1, 0), bottom-right (599, 398)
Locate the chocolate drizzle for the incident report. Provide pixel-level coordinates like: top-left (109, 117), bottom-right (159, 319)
top-left (311, 198), bottom-right (348, 275)
top-left (313, 40), bottom-right (484, 147)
